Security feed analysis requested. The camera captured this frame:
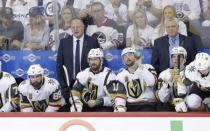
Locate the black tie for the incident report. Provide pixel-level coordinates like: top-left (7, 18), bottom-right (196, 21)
top-left (75, 40), bottom-right (80, 77)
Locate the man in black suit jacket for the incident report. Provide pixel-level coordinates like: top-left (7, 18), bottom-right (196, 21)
top-left (151, 17), bottom-right (197, 75)
top-left (57, 18), bottom-right (99, 111)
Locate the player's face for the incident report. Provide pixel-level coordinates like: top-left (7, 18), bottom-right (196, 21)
top-left (89, 57), bottom-right (101, 71)
top-left (123, 53), bottom-right (136, 67)
top-left (71, 19), bottom-right (85, 39)
top-left (29, 74), bottom-right (43, 89)
top-left (171, 54), bottom-right (185, 68)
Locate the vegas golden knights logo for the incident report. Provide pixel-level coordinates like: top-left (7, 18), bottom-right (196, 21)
top-left (31, 100), bottom-right (48, 112)
top-left (88, 82), bottom-right (98, 100)
top-left (127, 79), bottom-right (142, 98)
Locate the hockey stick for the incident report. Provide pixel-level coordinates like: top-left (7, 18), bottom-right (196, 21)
top-left (62, 65), bottom-right (77, 112)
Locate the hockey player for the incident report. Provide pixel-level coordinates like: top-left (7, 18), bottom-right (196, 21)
top-left (0, 61), bottom-right (19, 112)
top-left (156, 47), bottom-right (189, 112)
top-left (184, 52), bottom-right (210, 111)
top-left (18, 64), bottom-right (62, 112)
top-left (70, 48), bottom-right (127, 112)
top-left (116, 47), bottom-right (157, 111)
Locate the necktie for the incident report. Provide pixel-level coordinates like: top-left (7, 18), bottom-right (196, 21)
top-left (75, 40), bottom-right (80, 77)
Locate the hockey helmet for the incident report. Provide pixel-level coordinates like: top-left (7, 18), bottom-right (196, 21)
top-left (121, 47), bottom-right (141, 58)
top-left (121, 47), bottom-right (136, 56)
top-left (195, 52), bottom-right (210, 71)
top-left (27, 64), bottom-right (44, 76)
top-left (88, 48), bottom-right (104, 59)
top-left (170, 46), bottom-right (187, 58)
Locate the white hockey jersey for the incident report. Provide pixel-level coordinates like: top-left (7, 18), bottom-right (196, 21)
top-left (158, 67), bottom-right (189, 103)
top-left (86, 19), bottom-right (123, 49)
top-left (72, 67), bottom-right (116, 107)
top-left (116, 64), bottom-right (157, 103)
top-left (18, 76), bottom-right (61, 112)
top-left (0, 72), bottom-right (18, 112)
top-left (185, 61), bottom-right (210, 91)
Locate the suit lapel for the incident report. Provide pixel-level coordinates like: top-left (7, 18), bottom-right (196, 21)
top-left (164, 36), bottom-right (170, 66)
top-left (179, 34), bottom-right (185, 47)
top-left (81, 35), bottom-right (88, 67)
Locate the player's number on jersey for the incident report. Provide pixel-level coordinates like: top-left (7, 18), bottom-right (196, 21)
top-left (53, 90), bottom-right (61, 100)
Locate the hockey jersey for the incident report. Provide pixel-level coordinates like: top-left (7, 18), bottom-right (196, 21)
top-left (116, 64), bottom-right (157, 103)
top-left (0, 72), bottom-right (18, 112)
top-left (18, 76), bottom-right (61, 112)
top-left (72, 67), bottom-right (118, 107)
top-left (86, 19), bottom-right (123, 49)
top-left (185, 61), bottom-right (210, 91)
top-left (158, 67), bottom-right (189, 103)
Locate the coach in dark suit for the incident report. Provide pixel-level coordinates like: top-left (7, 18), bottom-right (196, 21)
top-left (57, 18), bottom-right (99, 111)
top-left (151, 17), bottom-right (197, 75)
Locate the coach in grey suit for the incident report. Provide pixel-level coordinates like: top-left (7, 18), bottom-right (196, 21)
top-left (57, 18), bottom-right (99, 111)
top-left (151, 17), bottom-right (197, 75)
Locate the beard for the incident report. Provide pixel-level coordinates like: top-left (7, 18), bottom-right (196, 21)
top-left (90, 63), bottom-right (101, 72)
top-left (125, 60), bottom-right (135, 67)
top-left (31, 81), bottom-right (42, 90)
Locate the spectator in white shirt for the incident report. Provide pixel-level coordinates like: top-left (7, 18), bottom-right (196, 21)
top-left (104, 0), bottom-right (128, 26)
top-left (126, 9), bottom-right (154, 49)
top-left (201, 0), bottom-right (210, 26)
top-left (128, 0), bottom-right (162, 27)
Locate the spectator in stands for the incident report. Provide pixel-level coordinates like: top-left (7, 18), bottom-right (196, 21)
top-left (160, 0), bottom-right (201, 36)
top-left (18, 64), bottom-right (62, 112)
top-left (57, 18), bottom-right (99, 111)
top-left (86, 2), bottom-right (124, 49)
top-left (152, 5), bottom-right (187, 45)
top-left (73, 0), bottom-right (110, 17)
top-left (184, 52), bottom-right (210, 111)
top-left (48, 5), bottom-right (76, 51)
top-left (160, 0), bottom-right (201, 22)
top-left (128, 0), bottom-right (162, 27)
top-left (0, 61), bottom-right (19, 112)
top-left (201, 0), bottom-right (210, 27)
top-left (0, 0), bottom-right (4, 7)
top-left (151, 17), bottom-right (197, 75)
top-left (0, 7), bottom-right (24, 50)
top-left (126, 9), bottom-right (154, 49)
top-left (42, 0), bottom-right (68, 28)
top-left (6, 0), bottom-right (38, 26)
top-left (116, 47), bottom-right (157, 111)
top-left (104, 0), bottom-right (128, 26)
top-left (70, 48), bottom-right (125, 112)
top-left (156, 47), bottom-right (189, 112)
top-left (22, 6), bottom-right (50, 50)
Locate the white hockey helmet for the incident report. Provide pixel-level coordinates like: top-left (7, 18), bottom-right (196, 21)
top-left (121, 47), bottom-right (141, 58)
top-left (121, 47), bottom-right (136, 56)
top-left (27, 64), bottom-right (44, 76)
top-left (88, 48), bottom-right (104, 59)
top-left (195, 52), bottom-right (210, 70)
top-left (170, 46), bottom-right (187, 58)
